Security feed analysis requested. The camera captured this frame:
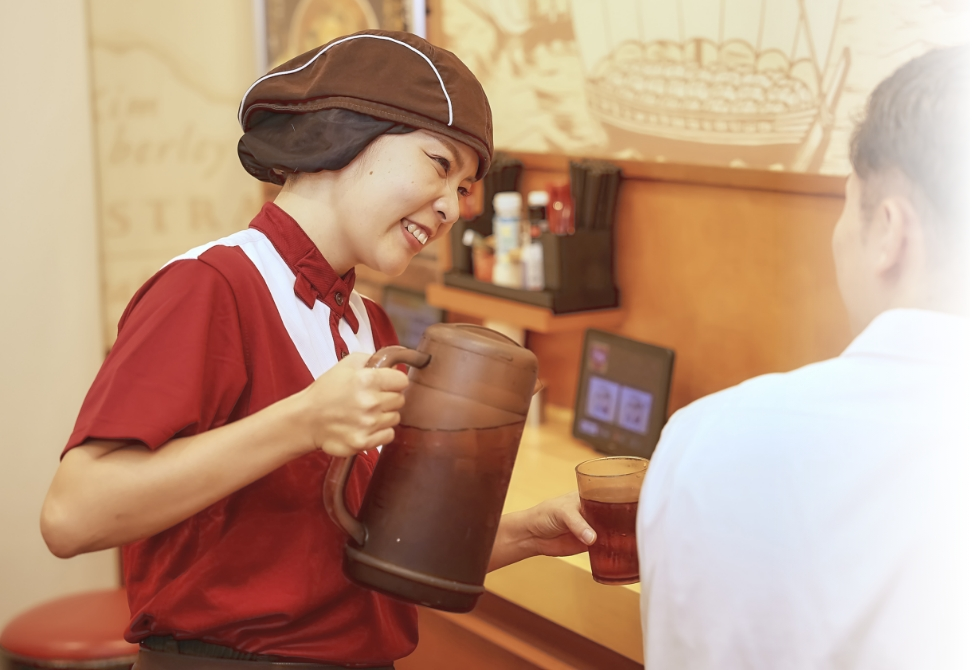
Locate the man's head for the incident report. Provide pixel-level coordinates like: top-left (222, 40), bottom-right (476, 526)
top-left (832, 45), bottom-right (969, 334)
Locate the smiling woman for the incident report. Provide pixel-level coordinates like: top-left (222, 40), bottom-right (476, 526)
top-left (41, 28), bottom-right (596, 670)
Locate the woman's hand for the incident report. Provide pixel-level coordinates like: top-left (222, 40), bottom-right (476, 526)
top-left (42, 352), bottom-right (408, 558)
top-left (295, 352), bottom-right (408, 457)
top-left (488, 492), bottom-right (596, 572)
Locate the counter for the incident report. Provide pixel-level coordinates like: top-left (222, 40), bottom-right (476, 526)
top-left (485, 406), bottom-right (643, 664)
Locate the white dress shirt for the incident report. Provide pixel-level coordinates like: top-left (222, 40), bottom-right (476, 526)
top-left (637, 309), bottom-right (972, 669)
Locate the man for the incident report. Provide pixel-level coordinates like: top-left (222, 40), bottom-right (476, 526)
top-left (637, 45), bottom-right (970, 669)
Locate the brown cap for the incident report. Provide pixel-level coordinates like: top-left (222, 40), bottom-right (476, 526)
top-left (238, 30), bottom-right (493, 181)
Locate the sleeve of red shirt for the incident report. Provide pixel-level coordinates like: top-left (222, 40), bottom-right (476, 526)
top-left (64, 260), bottom-right (249, 456)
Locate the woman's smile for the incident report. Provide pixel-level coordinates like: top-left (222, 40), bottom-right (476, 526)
top-left (401, 218), bottom-right (431, 247)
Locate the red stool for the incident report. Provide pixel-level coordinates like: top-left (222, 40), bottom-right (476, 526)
top-left (0, 588), bottom-right (138, 670)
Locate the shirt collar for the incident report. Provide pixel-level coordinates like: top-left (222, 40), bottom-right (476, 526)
top-left (842, 308), bottom-right (970, 366)
top-left (249, 202), bottom-right (359, 332)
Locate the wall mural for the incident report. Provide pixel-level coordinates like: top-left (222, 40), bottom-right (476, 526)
top-left (264, 0), bottom-right (411, 68)
top-left (88, 1), bottom-right (262, 347)
top-left (440, 0), bottom-right (968, 174)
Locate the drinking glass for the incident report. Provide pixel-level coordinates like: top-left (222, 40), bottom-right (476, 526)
top-left (575, 456), bottom-right (649, 585)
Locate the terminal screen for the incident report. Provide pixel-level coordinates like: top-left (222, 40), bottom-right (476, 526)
top-left (573, 331), bottom-right (674, 459)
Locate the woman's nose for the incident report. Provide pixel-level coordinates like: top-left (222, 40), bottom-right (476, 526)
top-left (435, 191), bottom-right (460, 226)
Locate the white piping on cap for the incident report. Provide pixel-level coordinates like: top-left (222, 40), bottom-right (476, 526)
top-left (238, 34), bottom-right (453, 128)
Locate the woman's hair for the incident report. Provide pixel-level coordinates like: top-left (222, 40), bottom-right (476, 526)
top-left (239, 108), bottom-right (414, 185)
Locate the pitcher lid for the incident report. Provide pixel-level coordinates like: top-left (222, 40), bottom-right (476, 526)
top-left (424, 324), bottom-right (530, 360)
top-left (409, 323), bottom-right (539, 420)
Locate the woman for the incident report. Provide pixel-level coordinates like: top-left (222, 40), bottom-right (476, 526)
top-left (41, 30), bottom-right (594, 669)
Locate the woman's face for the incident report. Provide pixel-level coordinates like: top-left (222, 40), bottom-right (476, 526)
top-left (332, 129), bottom-right (479, 276)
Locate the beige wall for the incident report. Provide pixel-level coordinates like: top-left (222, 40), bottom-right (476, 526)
top-left (0, 1), bottom-right (117, 628)
top-left (89, 0), bottom-right (262, 346)
top-left (0, 0), bottom-right (260, 629)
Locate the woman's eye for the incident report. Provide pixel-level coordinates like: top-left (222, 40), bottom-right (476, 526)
top-left (432, 155), bottom-right (451, 174)
top-left (458, 187), bottom-right (470, 197)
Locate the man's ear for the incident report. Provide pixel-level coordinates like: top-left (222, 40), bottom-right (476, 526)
top-left (870, 195), bottom-right (921, 277)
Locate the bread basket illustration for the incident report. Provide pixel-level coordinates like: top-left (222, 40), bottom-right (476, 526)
top-left (572, 0), bottom-right (850, 170)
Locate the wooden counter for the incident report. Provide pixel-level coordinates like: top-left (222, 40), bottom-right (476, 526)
top-left (485, 406), bottom-right (643, 664)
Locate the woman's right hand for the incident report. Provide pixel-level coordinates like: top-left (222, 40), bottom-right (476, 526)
top-left (295, 352), bottom-right (409, 457)
top-left (42, 352), bottom-right (409, 557)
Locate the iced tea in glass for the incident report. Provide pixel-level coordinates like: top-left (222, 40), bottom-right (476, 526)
top-left (575, 456), bottom-right (649, 585)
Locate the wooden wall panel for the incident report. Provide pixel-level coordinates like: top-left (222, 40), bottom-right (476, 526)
top-left (397, 608), bottom-right (540, 670)
top-left (397, 593), bottom-right (643, 670)
top-left (518, 169), bottom-right (851, 413)
top-left (430, 0), bottom-right (851, 417)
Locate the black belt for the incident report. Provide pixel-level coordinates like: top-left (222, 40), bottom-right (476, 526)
top-left (137, 637), bottom-right (394, 670)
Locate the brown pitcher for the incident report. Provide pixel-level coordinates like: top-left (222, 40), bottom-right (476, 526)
top-left (324, 323), bottom-right (538, 612)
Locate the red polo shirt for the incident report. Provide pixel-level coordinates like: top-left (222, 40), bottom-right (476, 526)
top-left (65, 203), bottom-right (417, 666)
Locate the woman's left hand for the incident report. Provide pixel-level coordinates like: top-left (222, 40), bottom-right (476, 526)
top-left (488, 492), bottom-right (596, 572)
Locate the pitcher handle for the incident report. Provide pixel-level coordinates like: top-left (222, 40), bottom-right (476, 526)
top-left (323, 346), bottom-right (432, 546)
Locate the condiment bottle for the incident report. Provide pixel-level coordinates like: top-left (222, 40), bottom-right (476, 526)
top-left (523, 190), bottom-right (548, 291)
top-left (492, 192), bottom-right (523, 288)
